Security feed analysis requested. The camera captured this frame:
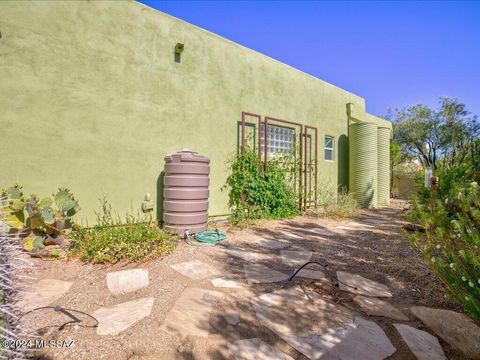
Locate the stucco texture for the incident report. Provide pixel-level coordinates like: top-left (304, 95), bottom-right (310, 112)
top-left (0, 0), bottom-right (387, 223)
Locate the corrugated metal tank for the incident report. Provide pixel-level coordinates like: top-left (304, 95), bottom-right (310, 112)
top-left (377, 127), bottom-right (391, 206)
top-left (349, 122), bottom-right (378, 208)
top-left (163, 150), bottom-right (209, 234)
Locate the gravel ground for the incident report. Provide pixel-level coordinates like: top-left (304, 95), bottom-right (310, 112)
top-left (18, 199), bottom-right (467, 360)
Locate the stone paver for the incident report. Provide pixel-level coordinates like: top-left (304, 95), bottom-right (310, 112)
top-left (281, 231), bottom-right (303, 240)
top-left (93, 297), bottom-right (155, 335)
top-left (294, 268), bottom-right (325, 280)
top-left (252, 238), bottom-right (289, 249)
top-left (224, 248), bottom-right (271, 262)
top-left (170, 260), bottom-right (219, 280)
top-left (280, 317), bottom-right (396, 360)
top-left (211, 277), bottom-right (244, 289)
top-left (18, 279), bottom-right (73, 312)
top-left (336, 271), bottom-right (392, 297)
top-left (224, 304), bottom-right (240, 325)
top-left (411, 306), bottom-right (480, 359)
top-left (228, 338), bottom-right (294, 360)
top-left (252, 287), bottom-right (353, 337)
top-left (244, 263), bottom-right (289, 284)
top-left (304, 228), bottom-right (335, 237)
top-left (354, 295), bottom-right (408, 321)
top-left (394, 324), bottom-right (446, 360)
top-left (280, 250), bottom-right (313, 267)
top-left (160, 287), bottom-right (224, 338)
top-left (106, 268), bottom-right (149, 295)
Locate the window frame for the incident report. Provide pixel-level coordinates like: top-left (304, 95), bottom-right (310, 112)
top-left (324, 135), bottom-right (334, 162)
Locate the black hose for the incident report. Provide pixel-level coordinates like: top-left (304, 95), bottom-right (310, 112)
top-left (288, 261), bottom-right (358, 291)
top-left (19, 306), bottom-right (98, 331)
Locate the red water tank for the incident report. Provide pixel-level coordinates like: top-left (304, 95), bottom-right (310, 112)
top-left (163, 150), bottom-right (209, 234)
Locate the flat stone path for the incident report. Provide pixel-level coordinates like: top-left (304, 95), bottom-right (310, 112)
top-left (252, 287), bottom-right (353, 337)
top-left (280, 317), bottom-right (396, 360)
top-left (280, 250), bottom-right (313, 267)
top-left (337, 271), bottom-right (393, 297)
top-left (224, 248), bottom-right (272, 262)
top-left (170, 260), bottom-right (219, 280)
top-left (411, 306), bottom-right (480, 359)
top-left (354, 295), bottom-right (408, 321)
top-left (394, 324), bottom-right (446, 360)
top-left (210, 277), bottom-right (244, 289)
top-left (294, 268), bottom-right (324, 280)
top-left (228, 338), bottom-right (294, 360)
top-left (18, 279), bottom-right (73, 311)
top-left (93, 297), bottom-right (155, 336)
top-left (160, 287), bottom-right (224, 339)
top-left (244, 263), bottom-right (289, 284)
top-left (106, 268), bottom-right (149, 295)
top-left (250, 238), bottom-right (289, 249)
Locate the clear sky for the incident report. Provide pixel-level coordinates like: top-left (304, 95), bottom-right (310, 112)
top-left (139, 1), bottom-right (480, 117)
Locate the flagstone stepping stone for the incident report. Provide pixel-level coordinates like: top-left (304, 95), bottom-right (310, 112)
top-left (244, 264), bottom-right (289, 284)
top-left (93, 297), bottom-right (155, 335)
top-left (337, 225), bottom-right (357, 231)
top-left (252, 287), bottom-right (353, 337)
top-left (106, 268), bottom-right (149, 295)
top-left (211, 277), bottom-right (244, 289)
top-left (252, 238), bottom-right (289, 249)
top-left (228, 338), bottom-right (294, 360)
top-left (170, 260), bottom-right (219, 280)
top-left (224, 248), bottom-right (271, 262)
top-left (411, 306), bottom-right (480, 359)
top-left (280, 317), bottom-right (396, 360)
top-left (224, 306), bottom-right (240, 325)
top-left (160, 287), bottom-right (224, 338)
top-left (281, 250), bottom-right (313, 267)
top-left (18, 279), bottom-right (73, 312)
top-left (304, 228), bottom-right (335, 236)
top-left (281, 231), bottom-right (303, 240)
top-left (394, 324), bottom-right (446, 360)
top-left (354, 295), bottom-right (408, 321)
top-left (293, 268), bottom-right (325, 280)
top-left (336, 271), bottom-right (392, 297)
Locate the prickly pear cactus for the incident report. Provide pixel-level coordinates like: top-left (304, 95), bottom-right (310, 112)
top-left (1, 185), bottom-right (80, 257)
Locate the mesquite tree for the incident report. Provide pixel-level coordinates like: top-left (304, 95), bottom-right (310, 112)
top-left (387, 97), bottom-right (479, 170)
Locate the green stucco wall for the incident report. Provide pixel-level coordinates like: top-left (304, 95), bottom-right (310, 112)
top-left (0, 0), bottom-right (388, 223)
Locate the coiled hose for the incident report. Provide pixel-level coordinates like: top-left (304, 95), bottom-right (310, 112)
top-left (185, 228), bottom-right (226, 246)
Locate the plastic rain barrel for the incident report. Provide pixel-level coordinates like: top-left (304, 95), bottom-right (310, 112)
top-left (163, 150), bottom-right (209, 234)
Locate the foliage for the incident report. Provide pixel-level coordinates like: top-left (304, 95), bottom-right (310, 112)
top-left (409, 164), bottom-right (480, 324)
top-left (388, 97), bottom-right (479, 170)
top-left (1, 185), bottom-right (80, 253)
top-left (70, 197), bottom-right (177, 263)
top-left (307, 184), bottom-right (358, 219)
top-left (223, 149), bottom-right (300, 227)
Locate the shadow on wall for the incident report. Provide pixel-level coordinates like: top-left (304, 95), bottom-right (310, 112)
top-left (156, 171), bottom-right (165, 224)
top-left (337, 134), bottom-right (348, 190)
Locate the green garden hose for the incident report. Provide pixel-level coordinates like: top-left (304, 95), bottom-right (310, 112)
top-left (185, 228), bottom-right (226, 246)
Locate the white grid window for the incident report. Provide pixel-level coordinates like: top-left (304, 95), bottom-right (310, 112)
top-left (325, 136), bottom-right (334, 161)
top-left (260, 125), bottom-right (294, 155)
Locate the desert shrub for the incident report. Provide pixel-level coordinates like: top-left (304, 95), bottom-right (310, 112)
top-left (223, 149), bottom-right (299, 227)
top-left (409, 164), bottom-right (480, 324)
top-left (70, 198), bottom-right (177, 263)
top-left (308, 184), bottom-right (358, 219)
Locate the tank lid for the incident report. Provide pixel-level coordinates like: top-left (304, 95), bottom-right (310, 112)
top-left (165, 150), bottom-right (210, 164)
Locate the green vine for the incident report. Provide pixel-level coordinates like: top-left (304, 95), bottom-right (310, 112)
top-left (223, 149), bottom-right (300, 226)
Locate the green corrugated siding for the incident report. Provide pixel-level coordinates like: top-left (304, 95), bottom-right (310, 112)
top-left (349, 122), bottom-right (378, 208)
top-left (377, 127), bottom-right (390, 206)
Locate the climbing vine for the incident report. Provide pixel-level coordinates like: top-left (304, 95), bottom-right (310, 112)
top-left (223, 149), bottom-right (300, 226)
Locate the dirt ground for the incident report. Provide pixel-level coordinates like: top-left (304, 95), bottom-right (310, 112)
top-left (19, 199), bottom-right (467, 360)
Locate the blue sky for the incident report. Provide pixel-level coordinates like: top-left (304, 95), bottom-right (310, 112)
top-left (140, 1), bottom-right (480, 117)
